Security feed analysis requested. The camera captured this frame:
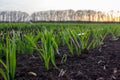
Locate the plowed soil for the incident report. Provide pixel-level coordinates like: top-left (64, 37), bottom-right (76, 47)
top-left (1, 35), bottom-right (120, 80)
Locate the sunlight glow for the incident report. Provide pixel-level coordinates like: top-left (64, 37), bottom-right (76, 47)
top-left (0, 0), bottom-right (120, 13)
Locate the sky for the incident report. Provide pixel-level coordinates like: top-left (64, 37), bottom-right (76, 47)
top-left (0, 0), bottom-right (120, 14)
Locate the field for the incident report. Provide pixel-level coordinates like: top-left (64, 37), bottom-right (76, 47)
top-left (0, 22), bottom-right (120, 80)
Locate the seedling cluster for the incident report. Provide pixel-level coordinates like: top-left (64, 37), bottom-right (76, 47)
top-left (0, 23), bottom-right (120, 80)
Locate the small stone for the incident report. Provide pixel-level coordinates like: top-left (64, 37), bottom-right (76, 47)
top-left (110, 36), bottom-right (119, 41)
top-left (58, 69), bottom-right (66, 77)
top-left (113, 68), bottom-right (117, 74)
top-left (28, 71), bottom-right (37, 76)
top-left (111, 75), bottom-right (116, 79)
top-left (96, 77), bottom-right (104, 80)
top-left (103, 65), bottom-right (106, 70)
top-left (98, 60), bottom-right (102, 64)
top-left (98, 47), bottom-right (102, 52)
top-left (102, 44), bottom-right (107, 48)
top-left (76, 71), bottom-right (83, 76)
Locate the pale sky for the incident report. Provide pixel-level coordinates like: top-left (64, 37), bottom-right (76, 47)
top-left (0, 0), bottom-right (120, 14)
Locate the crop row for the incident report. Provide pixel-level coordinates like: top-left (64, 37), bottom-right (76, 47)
top-left (0, 23), bottom-right (120, 80)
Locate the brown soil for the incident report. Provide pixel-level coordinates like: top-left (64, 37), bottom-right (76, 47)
top-left (1, 35), bottom-right (120, 80)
